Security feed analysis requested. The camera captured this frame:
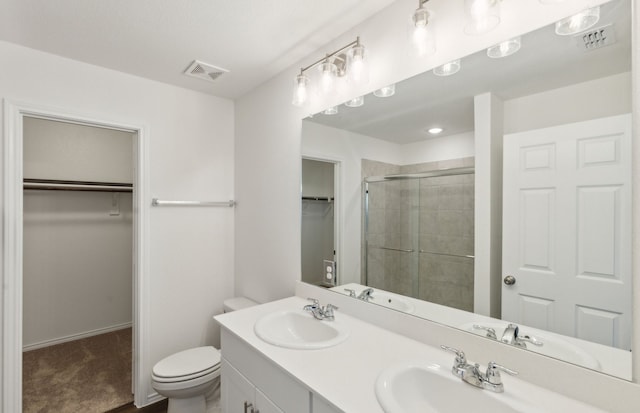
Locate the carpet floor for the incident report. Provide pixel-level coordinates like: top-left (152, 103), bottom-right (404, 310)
top-left (23, 328), bottom-right (133, 413)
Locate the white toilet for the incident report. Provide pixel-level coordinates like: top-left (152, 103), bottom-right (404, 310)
top-left (152, 297), bottom-right (257, 413)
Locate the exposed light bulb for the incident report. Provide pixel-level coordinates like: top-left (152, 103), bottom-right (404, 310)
top-left (487, 36), bottom-right (521, 58)
top-left (464, 0), bottom-right (501, 35)
top-left (348, 42), bottom-right (369, 85)
top-left (555, 6), bottom-right (600, 35)
top-left (373, 84), bottom-right (396, 97)
top-left (318, 60), bottom-right (337, 94)
top-left (344, 96), bottom-right (364, 108)
top-left (433, 59), bottom-right (461, 76)
top-left (410, 7), bottom-right (436, 57)
top-left (323, 106), bottom-right (338, 115)
top-left (291, 73), bottom-right (309, 107)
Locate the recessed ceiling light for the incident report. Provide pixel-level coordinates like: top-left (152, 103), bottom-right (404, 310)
top-left (428, 127), bottom-right (443, 135)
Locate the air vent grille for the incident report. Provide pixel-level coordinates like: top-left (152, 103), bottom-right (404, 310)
top-left (575, 24), bottom-right (616, 51)
top-left (184, 60), bottom-right (229, 82)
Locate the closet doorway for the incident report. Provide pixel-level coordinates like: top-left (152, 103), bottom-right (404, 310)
top-left (2, 101), bottom-right (150, 413)
top-left (21, 117), bottom-right (135, 412)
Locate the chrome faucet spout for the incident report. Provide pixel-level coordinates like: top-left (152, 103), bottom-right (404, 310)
top-left (357, 288), bottom-right (374, 301)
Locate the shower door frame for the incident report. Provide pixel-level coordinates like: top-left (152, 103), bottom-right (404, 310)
top-left (2, 100), bottom-right (151, 411)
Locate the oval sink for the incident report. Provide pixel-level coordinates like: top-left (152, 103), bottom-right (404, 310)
top-left (375, 361), bottom-right (525, 413)
top-left (459, 321), bottom-right (601, 371)
top-left (254, 310), bottom-right (349, 350)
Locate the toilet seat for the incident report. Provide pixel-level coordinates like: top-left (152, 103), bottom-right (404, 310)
top-left (152, 346), bottom-right (221, 383)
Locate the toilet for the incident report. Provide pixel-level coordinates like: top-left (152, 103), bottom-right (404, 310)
top-left (151, 297), bottom-right (257, 413)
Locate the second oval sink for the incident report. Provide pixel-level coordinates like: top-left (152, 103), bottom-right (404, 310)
top-left (375, 361), bottom-right (525, 413)
top-left (254, 310), bottom-right (350, 350)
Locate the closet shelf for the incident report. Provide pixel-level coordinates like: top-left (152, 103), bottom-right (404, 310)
top-left (23, 179), bottom-right (133, 192)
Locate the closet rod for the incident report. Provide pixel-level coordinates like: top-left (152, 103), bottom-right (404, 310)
top-left (151, 198), bottom-right (235, 208)
top-left (302, 196), bottom-right (334, 202)
top-left (23, 179), bottom-right (133, 192)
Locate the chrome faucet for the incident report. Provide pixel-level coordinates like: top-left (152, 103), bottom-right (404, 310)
top-left (472, 324), bottom-right (497, 340)
top-left (357, 288), bottom-right (374, 301)
top-left (303, 298), bottom-right (338, 321)
top-left (441, 345), bottom-right (518, 393)
top-left (500, 323), bottom-right (543, 348)
top-left (344, 288), bottom-right (356, 297)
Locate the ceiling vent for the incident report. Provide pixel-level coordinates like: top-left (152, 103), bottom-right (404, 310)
top-left (575, 24), bottom-right (616, 52)
top-left (184, 60), bottom-right (229, 82)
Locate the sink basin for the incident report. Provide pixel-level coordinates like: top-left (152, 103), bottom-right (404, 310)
top-left (459, 321), bottom-right (601, 370)
top-left (375, 361), bottom-right (526, 413)
top-left (369, 291), bottom-right (415, 314)
top-left (254, 310), bottom-right (349, 350)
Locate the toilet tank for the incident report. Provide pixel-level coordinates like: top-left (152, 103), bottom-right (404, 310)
top-left (223, 297), bottom-right (258, 313)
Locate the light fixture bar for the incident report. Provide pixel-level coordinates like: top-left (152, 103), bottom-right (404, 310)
top-left (299, 37), bottom-right (361, 75)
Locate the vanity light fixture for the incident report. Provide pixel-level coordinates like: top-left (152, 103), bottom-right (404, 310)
top-left (373, 84), bottom-right (396, 97)
top-left (291, 37), bottom-right (368, 107)
top-left (344, 95), bottom-right (365, 107)
top-left (487, 36), bottom-right (521, 58)
top-left (410, 0), bottom-right (436, 57)
top-left (464, 0), bottom-right (501, 35)
top-left (555, 6), bottom-right (600, 35)
top-left (428, 127), bottom-right (443, 135)
top-left (433, 59), bottom-right (461, 76)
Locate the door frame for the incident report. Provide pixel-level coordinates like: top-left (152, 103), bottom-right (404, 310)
top-left (2, 99), bottom-right (151, 411)
top-left (301, 154), bottom-right (343, 286)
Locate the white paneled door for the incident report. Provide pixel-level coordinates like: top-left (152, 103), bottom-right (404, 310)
top-left (502, 114), bottom-right (632, 350)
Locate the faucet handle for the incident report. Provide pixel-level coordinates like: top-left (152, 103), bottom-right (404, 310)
top-left (306, 297), bottom-right (319, 305)
top-left (517, 334), bottom-right (544, 347)
top-left (472, 324), bottom-right (497, 340)
top-left (344, 288), bottom-right (356, 297)
top-left (323, 303), bottom-right (338, 319)
top-left (485, 361), bottom-right (518, 385)
top-left (440, 345), bottom-right (467, 364)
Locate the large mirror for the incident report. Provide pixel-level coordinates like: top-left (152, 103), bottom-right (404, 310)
top-left (301, 0), bottom-right (632, 380)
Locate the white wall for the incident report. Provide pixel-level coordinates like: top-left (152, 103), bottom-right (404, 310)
top-left (23, 191), bottom-right (133, 349)
top-left (504, 72), bottom-right (632, 134)
top-left (23, 117), bottom-right (134, 183)
top-left (0, 40), bottom-right (235, 404)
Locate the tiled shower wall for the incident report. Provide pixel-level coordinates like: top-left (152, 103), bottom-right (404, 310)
top-left (362, 157), bottom-right (475, 312)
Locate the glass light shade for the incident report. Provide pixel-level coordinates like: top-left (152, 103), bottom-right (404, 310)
top-left (555, 6), bottom-right (600, 35)
top-left (410, 7), bottom-right (436, 57)
top-left (347, 44), bottom-right (369, 85)
top-left (487, 36), bottom-right (521, 58)
top-left (318, 60), bottom-right (338, 94)
top-left (464, 0), bottom-right (501, 35)
top-left (291, 73), bottom-right (310, 107)
top-left (373, 84), bottom-right (395, 97)
top-left (433, 59), bottom-right (461, 76)
top-left (344, 95), bottom-right (364, 108)
top-left (323, 106), bottom-right (338, 115)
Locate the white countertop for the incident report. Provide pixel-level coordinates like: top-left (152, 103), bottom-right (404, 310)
top-left (214, 296), bottom-right (607, 413)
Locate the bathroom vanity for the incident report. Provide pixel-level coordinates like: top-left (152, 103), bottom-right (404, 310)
top-left (214, 295), bottom-right (610, 413)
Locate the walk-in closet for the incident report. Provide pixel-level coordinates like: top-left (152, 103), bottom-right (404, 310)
top-left (22, 117), bottom-right (135, 412)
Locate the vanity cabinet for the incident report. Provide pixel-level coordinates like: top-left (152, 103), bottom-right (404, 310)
top-left (221, 328), bottom-right (340, 413)
top-left (221, 358), bottom-right (282, 413)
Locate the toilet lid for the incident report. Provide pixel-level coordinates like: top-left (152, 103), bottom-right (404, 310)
top-left (153, 346), bottom-right (221, 379)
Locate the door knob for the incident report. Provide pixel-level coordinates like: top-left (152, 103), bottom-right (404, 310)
top-left (503, 275), bottom-right (516, 286)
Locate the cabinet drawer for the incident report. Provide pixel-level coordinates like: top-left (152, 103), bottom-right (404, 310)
top-left (221, 329), bottom-right (309, 413)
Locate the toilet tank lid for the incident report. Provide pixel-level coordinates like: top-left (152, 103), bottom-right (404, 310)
top-left (224, 297), bottom-right (258, 312)
top-left (153, 346), bottom-right (220, 378)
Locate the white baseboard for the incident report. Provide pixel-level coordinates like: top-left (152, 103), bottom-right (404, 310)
top-left (22, 322), bottom-right (133, 352)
